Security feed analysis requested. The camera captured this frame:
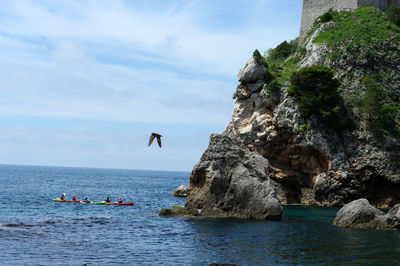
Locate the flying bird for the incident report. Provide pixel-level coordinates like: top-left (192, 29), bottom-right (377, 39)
top-left (148, 133), bottom-right (162, 148)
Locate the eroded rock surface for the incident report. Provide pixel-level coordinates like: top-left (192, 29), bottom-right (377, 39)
top-left (185, 134), bottom-right (282, 220)
top-left (172, 185), bottom-right (190, 197)
top-left (237, 57), bottom-right (267, 83)
top-left (221, 25), bottom-right (400, 208)
top-left (166, 16), bottom-right (400, 220)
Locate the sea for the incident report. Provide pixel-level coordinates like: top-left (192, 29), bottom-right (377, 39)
top-left (0, 164), bottom-right (399, 265)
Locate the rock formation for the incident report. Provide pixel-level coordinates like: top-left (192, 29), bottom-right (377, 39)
top-left (161, 6), bottom-right (400, 220)
top-left (220, 7), bottom-right (400, 209)
top-left (334, 198), bottom-right (400, 229)
top-left (161, 134), bottom-right (282, 220)
top-left (172, 185), bottom-right (190, 197)
top-left (184, 134), bottom-right (282, 220)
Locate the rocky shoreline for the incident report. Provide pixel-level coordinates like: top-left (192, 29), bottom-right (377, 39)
top-left (334, 199), bottom-right (400, 230)
top-left (161, 8), bottom-right (400, 229)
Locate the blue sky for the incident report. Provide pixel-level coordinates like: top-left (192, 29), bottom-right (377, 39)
top-left (0, 0), bottom-right (302, 171)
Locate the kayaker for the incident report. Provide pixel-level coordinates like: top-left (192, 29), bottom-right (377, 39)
top-left (72, 195), bottom-right (76, 201)
top-left (118, 197), bottom-right (124, 203)
top-left (84, 198), bottom-right (91, 203)
top-left (105, 196), bottom-right (111, 203)
top-left (60, 194), bottom-right (65, 200)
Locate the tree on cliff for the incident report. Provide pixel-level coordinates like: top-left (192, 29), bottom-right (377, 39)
top-left (288, 65), bottom-right (341, 128)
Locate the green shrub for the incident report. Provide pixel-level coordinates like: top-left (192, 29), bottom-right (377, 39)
top-left (319, 9), bottom-right (336, 23)
top-left (387, 5), bottom-right (400, 26)
top-left (289, 65), bottom-right (341, 127)
top-left (300, 124), bottom-right (311, 132)
top-left (379, 105), bottom-right (399, 132)
top-left (297, 47), bottom-right (307, 57)
top-left (360, 76), bottom-right (384, 119)
top-left (252, 49), bottom-right (274, 82)
top-left (267, 39), bottom-right (298, 62)
top-left (361, 76), bottom-right (399, 136)
top-left (253, 49), bottom-right (268, 68)
top-left (265, 79), bottom-right (281, 93)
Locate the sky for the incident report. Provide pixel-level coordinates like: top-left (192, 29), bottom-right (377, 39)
top-left (0, 0), bottom-right (302, 171)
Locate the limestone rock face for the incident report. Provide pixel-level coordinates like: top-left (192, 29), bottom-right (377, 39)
top-left (172, 185), bottom-right (190, 197)
top-left (222, 23), bottom-right (400, 209)
top-left (185, 134), bottom-right (282, 220)
top-left (237, 57), bottom-right (267, 83)
top-left (333, 199), bottom-right (400, 230)
top-left (300, 23), bottom-right (332, 68)
top-left (178, 15), bottom-right (400, 219)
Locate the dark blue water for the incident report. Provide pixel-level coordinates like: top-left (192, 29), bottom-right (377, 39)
top-left (0, 164), bottom-right (399, 265)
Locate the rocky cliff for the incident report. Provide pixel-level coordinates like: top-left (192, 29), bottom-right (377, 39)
top-left (162, 6), bottom-right (400, 220)
top-left (185, 134), bottom-right (282, 220)
top-left (221, 7), bottom-right (400, 209)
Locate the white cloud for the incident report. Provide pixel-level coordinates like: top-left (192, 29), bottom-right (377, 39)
top-left (0, 0), bottom-right (302, 169)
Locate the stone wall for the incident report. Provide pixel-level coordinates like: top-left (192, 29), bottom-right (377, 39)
top-left (299, 0), bottom-right (400, 43)
top-left (299, 0), bottom-right (333, 44)
top-left (357, 0), bottom-right (391, 10)
top-left (333, 0), bottom-right (358, 10)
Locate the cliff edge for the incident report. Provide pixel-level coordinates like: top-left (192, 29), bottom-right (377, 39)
top-left (162, 6), bottom-right (400, 220)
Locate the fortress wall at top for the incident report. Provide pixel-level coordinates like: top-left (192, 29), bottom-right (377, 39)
top-left (299, 0), bottom-right (336, 43)
top-left (332, 0), bottom-right (358, 11)
top-left (299, 0), bottom-right (400, 43)
top-left (357, 0), bottom-right (390, 9)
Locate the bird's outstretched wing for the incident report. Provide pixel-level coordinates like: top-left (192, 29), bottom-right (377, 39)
top-left (156, 135), bottom-right (162, 148)
top-left (148, 134), bottom-right (155, 146)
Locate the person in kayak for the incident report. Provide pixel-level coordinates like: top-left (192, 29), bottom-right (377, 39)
top-left (84, 198), bottom-right (91, 203)
top-left (72, 195), bottom-right (76, 201)
top-left (118, 197), bottom-right (124, 203)
top-left (60, 194), bottom-right (65, 200)
top-left (105, 196), bottom-right (111, 203)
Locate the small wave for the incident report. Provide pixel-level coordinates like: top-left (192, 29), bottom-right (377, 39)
top-left (71, 216), bottom-right (111, 221)
top-left (89, 216), bottom-right (111, 220)
top-left (67, 216), bottom-right (112, 225)
top-left (89, 216), bottom-right (112, 225)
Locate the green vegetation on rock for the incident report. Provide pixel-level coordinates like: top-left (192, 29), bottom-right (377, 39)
top-left (255, 6), bottom-right (400, 136)
top-left (387, 4), bottom-right (400, 26)
top-left (361, 75), bottom-right (399, 137)
top-left (253, 49), bottom-right (268, 68)
top-left (288, 65), bottom-right (341, 128)
top-left (318, 8), bottom-right (337, 23)
top-left (267, 40), bottom-right (298, 62)
top-left (262, 39), bottom-right (300, 92)
top-left (309, 6), bottom-right (400, 139)
top-left (264, 79), bottom-right (281, 93)
top-left (313, 7), bottom-right (400, 46)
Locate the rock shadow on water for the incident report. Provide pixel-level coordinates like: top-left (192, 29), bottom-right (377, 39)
top-left (1, 223), bottom-right (34, 229)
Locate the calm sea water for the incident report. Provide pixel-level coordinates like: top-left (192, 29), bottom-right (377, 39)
top-left (0, 164), bottom-right (399, 265)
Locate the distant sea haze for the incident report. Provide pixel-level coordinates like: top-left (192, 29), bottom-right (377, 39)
top-left (0, 164), bottom-right (398, 264)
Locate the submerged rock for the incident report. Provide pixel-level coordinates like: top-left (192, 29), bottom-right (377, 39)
top-left (172, 185), bottom-right (190, 197)
top-left (159, 207), bottom-right (199, 218)
top-left (333, 199), bottom-right (400, 230)
top-left (185, 134), bottom-right (282, 220)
